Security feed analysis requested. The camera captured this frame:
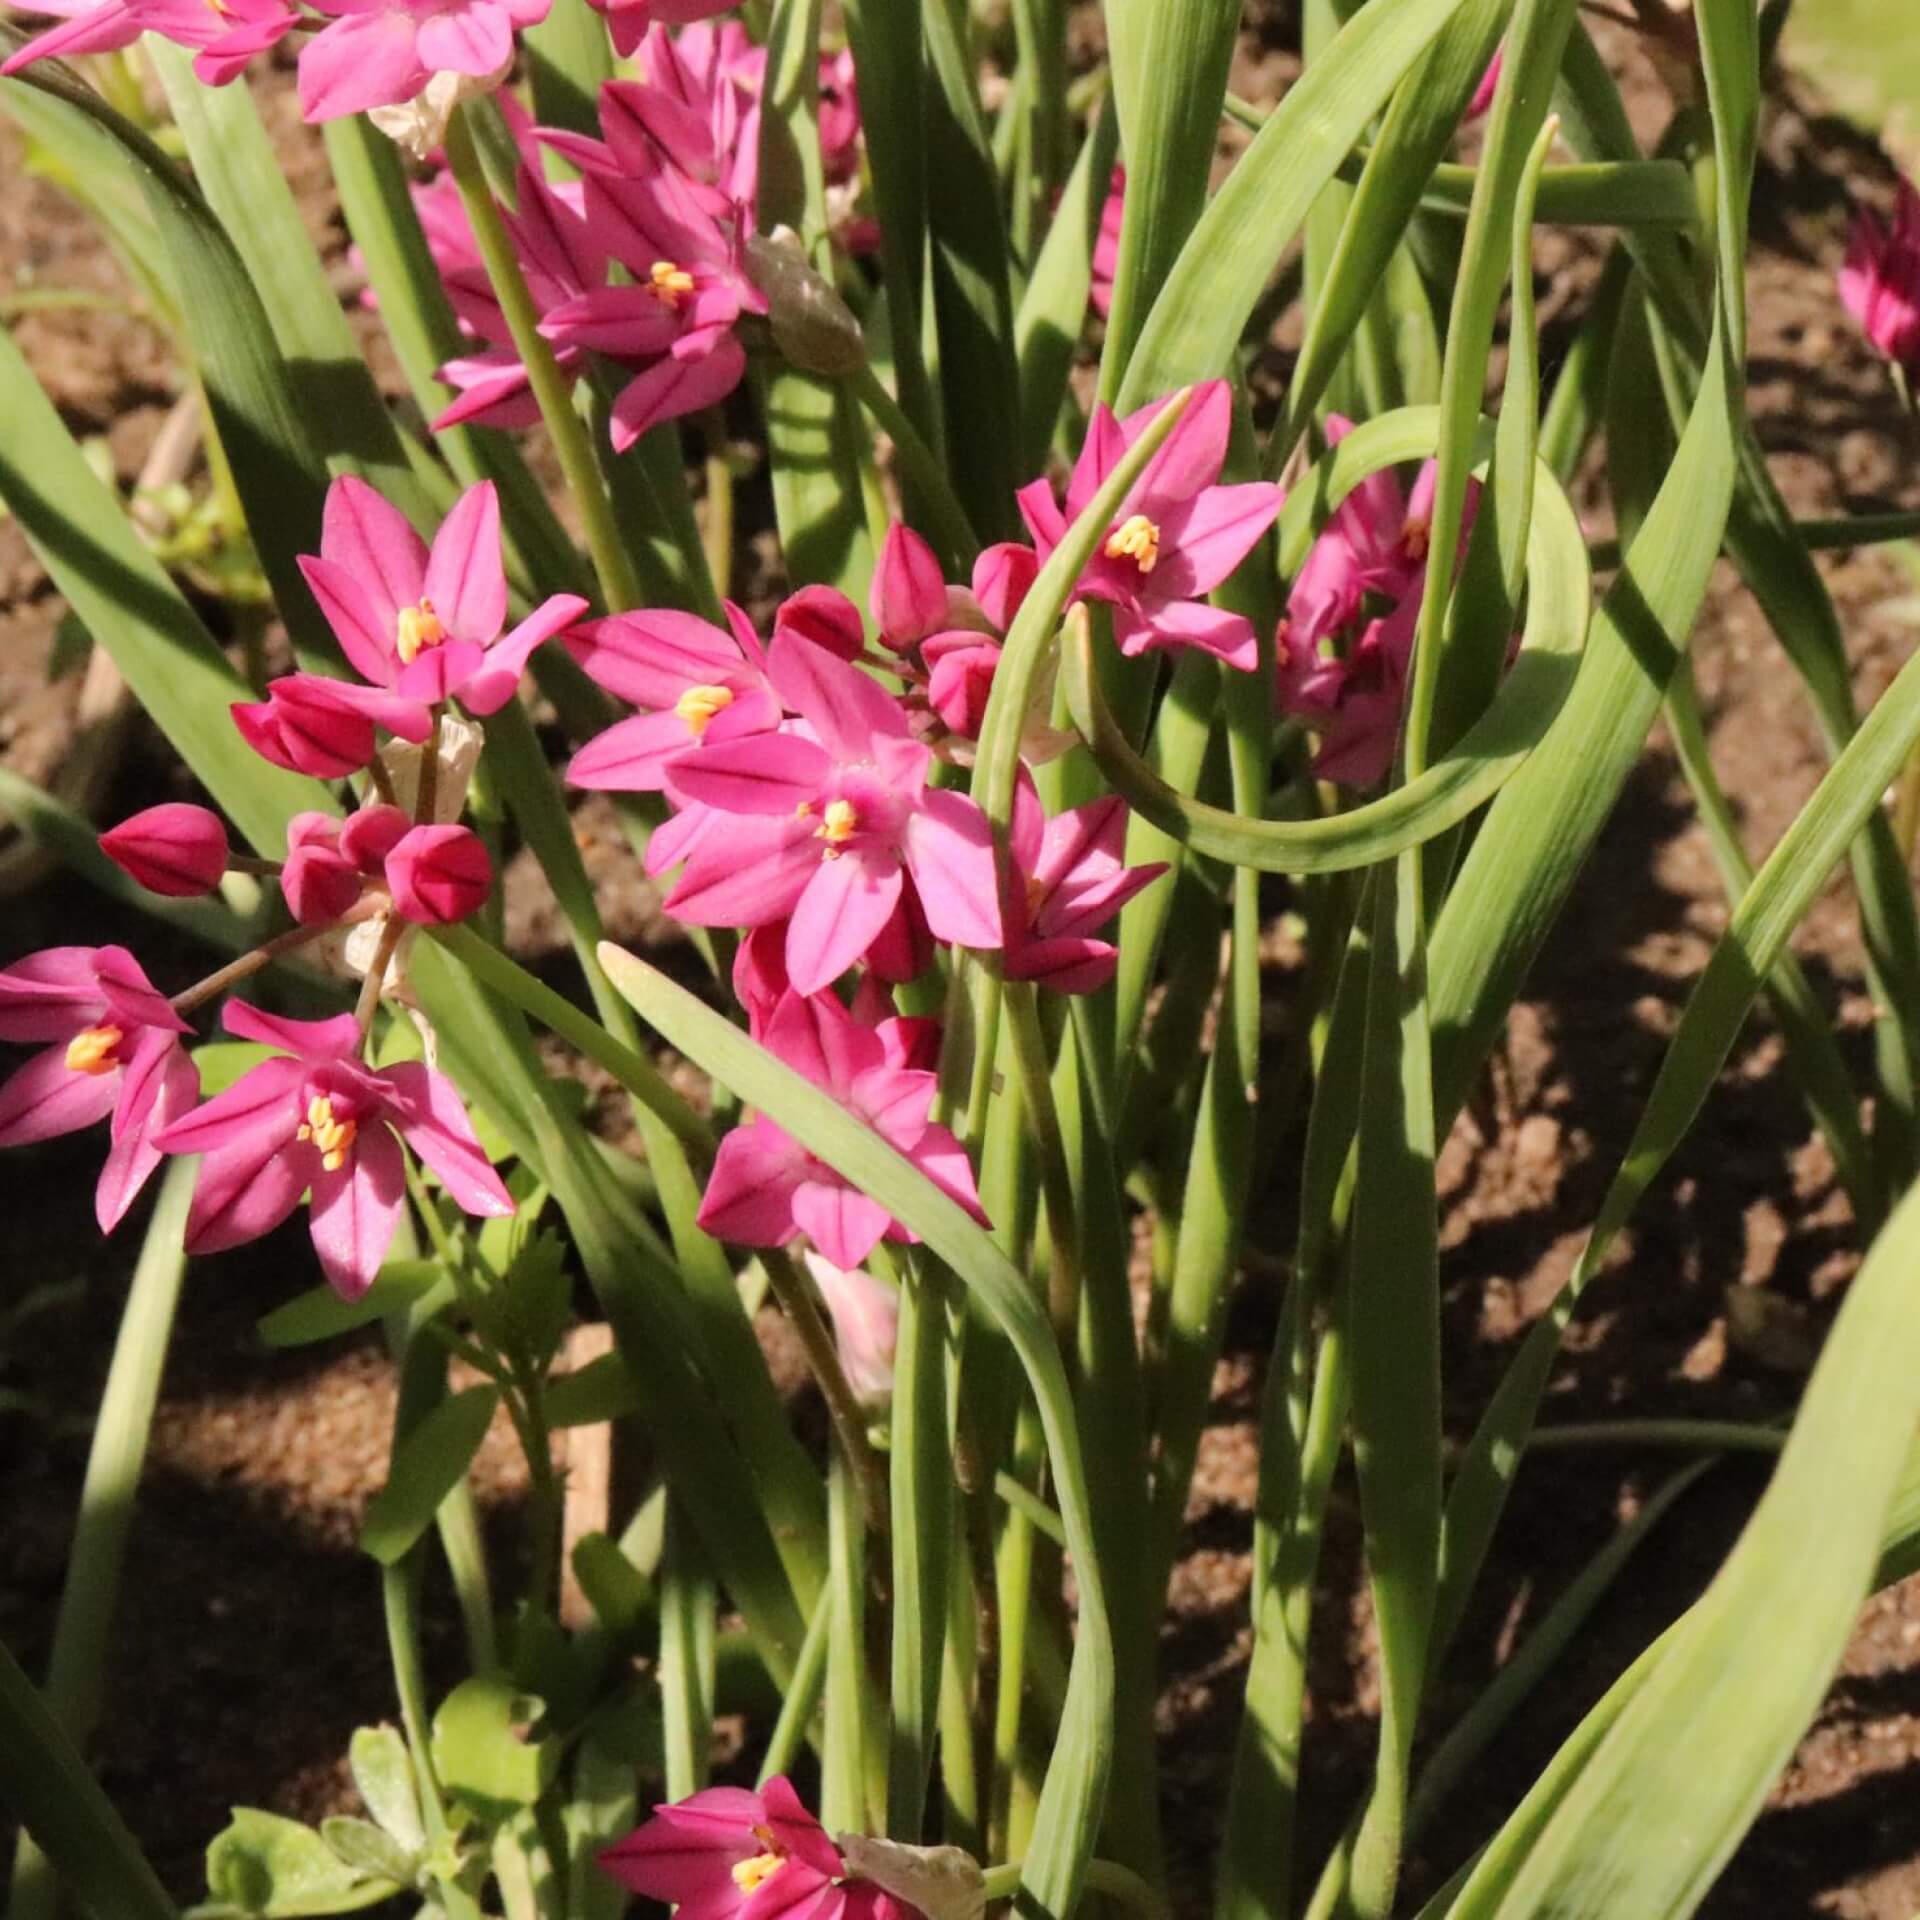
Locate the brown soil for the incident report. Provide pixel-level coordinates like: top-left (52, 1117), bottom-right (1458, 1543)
top-left (5, 14), bottom-right (1920, 1920)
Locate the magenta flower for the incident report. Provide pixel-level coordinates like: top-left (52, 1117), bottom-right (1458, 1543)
top-left (234, 676), bottom-right (379, 781)
top-left (695, 991), bottom-right (986, 1270)
top-left (600, 1776), bottom-right (845, 1920)
top-left (1003, 777), bottom-right (1167, 994)
top-left (1015, 379), bottom-right (1283, 670)
top-left (296, 0), bottom-right (552, 122)
top-left (0, 0), bottom-right (294, 87)
top-left (154, 1002), bottom-right (512, 1299)
top-left (578, 0), bottom-right (733, 64)
top-left (921, 630), bottom-right (1000, 740)
top-left (100, 803), bottom-right (230, 898)
top-left (0, 946), bottom-right (197, 1233)
top-left (1466, 47), bottom-right (1503, 120)
top-left (870, 524), bottom-right (948, 651)
top-left (282, 813), bottom-right (369, 928)
top-left (1840, 178), bottom-right (1920, 378)
top-left (804, 1252), bottom-right (899, 1406)
top-left (773, 584), bottom-right (866, 663)
top-left (565, 605), bottom-right (782, 794)
top-left (663, 634), bottom-right (1003, 994)
top-left (386, 824), bottom-right (493, 924)
top-left (242, 479), bottom-right (586, 771)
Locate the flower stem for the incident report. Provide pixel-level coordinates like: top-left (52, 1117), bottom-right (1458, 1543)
top-left (700, 406), bottom-right (734, 600)
top-left (847, 361), bottom-right (981, 570)
top-left (415, 708), bottom-right (442, 828)
top-left (442, 106), bottom-right (642, 615)
top-left (355, 914), bottom-right (410, 1041)
top-left (170, 909), bottom-right (374, 1016)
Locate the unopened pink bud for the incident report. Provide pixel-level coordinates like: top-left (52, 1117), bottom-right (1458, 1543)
top-left (870, 524), bottom-right (949, 649)
top-left (1841, 180), bottom-right (1920, 375)
top-left (100, 803), bottom-right (230, 897)
top-left (774, 584), bottom-right (866, 662)
top-left (387, 824), bottom-right (492, 925)
top-left (803, 1251), bottom-right (899, 1405)
top-left (923, 634), bottom-right (1001, 740)
top-left (971, 542), bottom-right (1039, 632)
top-left (233, 684), bottom-right (375, 779)
top-left (282, 844), bottom-right (364, 927)
top-left (339, 804), bottom-right (412, 876)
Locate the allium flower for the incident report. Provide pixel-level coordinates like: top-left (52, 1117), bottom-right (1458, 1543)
top-left (1089, 166), bottom-right (1125, 321)
top-left (0, 946), bottom-right (197, 1233)
top-left (0, 0), bottom-right (294, 87)
top-left (154, 1003), bottom-right (512, 1298)
top-left (296, 0), bottom-right (551, 122)
top-left (664, 634), bottom-right (1003, 994)
top-left (1840, 178), bottom-right (1920, 379)
top-left (564, 605), bottom-right (781, 794)
top-left (1003, 778), bottom-right (1167, 994)
top-left (239, 478), bottom-right (586, 773)
top-left (1016, 379), bottom-right (1283, 669)
top-left (100, 804), bottom-right (230, 898)
top-left (694, 990), bottom-right (986, 1274)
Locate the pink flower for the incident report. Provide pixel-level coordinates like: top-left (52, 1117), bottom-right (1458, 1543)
top-left (386, 824), bottom-right (493, 923)
top-left (564, 604), bottom-right (782, 794)
top-left (599, 1776), bottom-right (844, 1920)
top-left (871, 524), bottom-right (948, 651)
top-left (1089, 166), bottom-right (1125, 321)
top-left (1840, 178), bottom-right (1920, 377)
top-left (970, 542), bottom-right (1038, 631)
top-left (297, 0), bottom-right (553, 122)
top-left (154, 1002), bottom-right (512, 1299)
top-left (244, 479), bottom-right (586, 768)
top-left (773, 584), bottom-right (866, 662)
top-left (339, 803), bottom-right (414, 874)
top-left (578, 0), bottom-right (733, 64)
top-left (695, 991), bottom-right (986, 1270)
top-left (921, 631), bottom-right (1000, 740)
top-left (0, 0), bottom-right (294, 86)
top-left (1001, 780), bottom-right (1166, 994)
top-left (282, 813), bottom-right (368, 928)
top-left (1465, 48), bottom-right (1503, 121)
top-left (0, 946), bottom-right (197, 1233)
top-left (234, 674), bottom-right (379, 780)
top-left (663, 634), bottom-right (1003, 994)
top-left (1015, 379), bottom-right (1283, 670)
top-left (100, 804), bottom-right (230, 898)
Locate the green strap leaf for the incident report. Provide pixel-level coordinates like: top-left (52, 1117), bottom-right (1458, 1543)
top-left (361, 1385), bottom-right (502, 1568)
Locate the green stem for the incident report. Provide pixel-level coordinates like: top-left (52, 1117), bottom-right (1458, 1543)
top-left (757, 1578), bottom-right (834, 1784)
top-left (7, 1160), bottom-right (193, 1920)
top-left (1526, 1418), bottom-right (1786, 1454)
top-left (980, 1858), bottom-right (1168, 1918)
top-left (847, 361), bottom-right (982, 568)
top-left (700, 408), bottom-right (735, 600)
top-left (1003, 980), bottom-right (1080, 1344)
top-left (442, 106), bottom-right (642, 614)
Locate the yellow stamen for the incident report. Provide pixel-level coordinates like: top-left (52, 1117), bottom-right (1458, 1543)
top-left (1103, 512), bottom-right (1161, 574)
top-left (730, 1854), bottom-right (784, 1896)
top-left (1402, 518), bottom-right (1430, 562)
top-left (648, 260), bottom-right (697, 306)
top-left (674, 683), bottom-right (735, 738)
top-left (818, 798), bottom-right (859, 845)
top-left (395, 599), bottom-right (446, 666)
top-left (64, 1025), bottom-right (124, 1077)
top-left (297, 1094), bottom-right (358, 1174)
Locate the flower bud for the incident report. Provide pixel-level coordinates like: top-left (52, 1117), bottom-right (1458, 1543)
top-left (100, 803), bottom-right (230, 897)
top-left (774, 584), bottom-right (866, 662)
top-left (803, 1252), bottom-right (899, 1406)
top-left (923, 633), bottom-right (1001, 740)
top-left (282, 843), bottom-right (364, 927)
top-left (387, 824), bottom-right (493, 925)
top-left (971, 541), bottom-right (1039, 632)
top-left (871, 523), bottom-right (948, 649)
top-left (746, 227), bottom-right (867, 377)
top-left (233, 683), bottom-right (375, 779)
top-left (339, 803), bottom-right (412, 876)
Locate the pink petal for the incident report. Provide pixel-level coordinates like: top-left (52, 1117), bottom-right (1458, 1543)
top-left (183, 1135), bottom-right (310, 1255)
top-left (423, 482), bottom-right (506, 646)
top-left (276, 671), bottom-right (435, 745)
top-left (563, 608), bottom-right (752, 708)
top-left (382, 1062), bottom-right (514, 1216)
top-left (0, 1), bottom-right (142, 73)
top-left (296, 10), bottom-right (428, 120)
top-left (299, 554), bottom-right (397, 687)
top-left (567, 711), bottom-right (704, 792)
top-left (90, 946), bottom-right (186, 1035)
top-left (766, 633), bottom-right (910, 764)
top-left (1004, 934), bottom-right (1120, 995)
top-left (1014, 476), bottom-right (1067, 556)
top-left (224, 1000), bottom-right (362, 1061)
top-left (0, 947), bottom-right (106, 1042)
top-left (414, 0), bottom-right (512, 73)
top-left (153, 1056), bottom-right (304, 1159)
top-left (785, 850), bottom-right (903, 995)
top-left (899, 790), bottom-right (1002, 950)
top-left (1151, 482), bottom-right (1286, 599)
top-left (665, 815), bottom-right (818, 926)
top-left (791, 1178), bottom-right (893, 1272)
top-left (764, 988), bottom-right (880, 1102)
top-left (461, 593), bottom-right (588, 714)
top-left (695, 1121), bottom-right (806, 1247)
top-left (669, 729), bottom-right (832, 813)
top-left (0, 1045), bottom-right (120, 1147)
top-left (1123, 377), bottom-right (1232, 509)
top-left (1115, 601), bottom-right (1258, 671)
top-left (607, 335), bottom-right (745, 452)
top-left (308, 1122), bottom-right (406, 1299)
top-left (233, 690), bottom-right (376, 779)
top-left (395, 638), bottom-right (488, 706)
top-left (97, 1036), bottom-right (199, 1233)
top-left (907, 1122), bottom-right (989, 1222)
top-left (431, 356), bottom-right (540, 433)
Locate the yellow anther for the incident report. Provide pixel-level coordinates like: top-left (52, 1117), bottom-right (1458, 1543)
top-left (674, 683), bottom-right (735, 738)
top-left (395, 599), bottom-right (446, 665)
top-left (794, 800), bottom-right (815, 820)
top-left (1103, 512), bottom-right (1161, 574)
top-left (1402, 518), bottom-right (1431, 562)
top-left (818, 798), bottom-right (859, 845)
top-left (730, 1854), bottom-right (784, 1895)
top-left (648, 260), bottom-right (697, 306)
top-left (64, 1025), bottom-right (124, 1077)
top-left (299, 1094), bottom-right (357, 1174)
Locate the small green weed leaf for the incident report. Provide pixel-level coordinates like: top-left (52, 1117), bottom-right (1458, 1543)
top-left (204, 1810), bottom-right (397, 1916)
top-left (431, 1676), bottom-right (561, 1823)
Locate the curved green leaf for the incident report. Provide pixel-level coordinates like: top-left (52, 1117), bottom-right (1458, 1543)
top-left (361, 1386), bottom-right (501, 1568)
